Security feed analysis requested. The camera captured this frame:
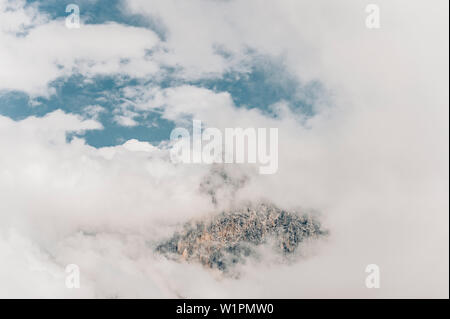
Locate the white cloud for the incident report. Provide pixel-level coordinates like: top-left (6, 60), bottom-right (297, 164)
top-left (116, 0), bottom-right (450, 297)
top-left (0, 1), bottom-right (161, 96)
top-left (0, 0), bottom-right (447, 298)
top-left (0, 0), bottom-right (46, 34)
top-left (113, 114), bottom-right (139, 127)
top-left (82, 105), bottom-right (106, 120)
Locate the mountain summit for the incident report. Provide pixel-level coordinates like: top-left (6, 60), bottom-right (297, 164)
top-left (157, 203), bottom-right (327, 273)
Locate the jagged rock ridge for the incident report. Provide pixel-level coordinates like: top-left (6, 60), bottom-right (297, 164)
top-left (156, 203), bottom-right (327, 272)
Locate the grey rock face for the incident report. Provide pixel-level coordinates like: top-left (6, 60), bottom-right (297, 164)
top-left (156, 203), bottom-right (327, 273)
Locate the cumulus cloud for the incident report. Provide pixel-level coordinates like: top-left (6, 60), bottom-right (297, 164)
top-left (0, 0), bottom-right (161, 96)
top-left (0, 0), bottom-right (45, 34)
top-left (0, 0), bottom-right (448, 298)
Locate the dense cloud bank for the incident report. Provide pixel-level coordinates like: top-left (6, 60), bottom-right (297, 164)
top-left (0, 0), bottom-right (448, 298)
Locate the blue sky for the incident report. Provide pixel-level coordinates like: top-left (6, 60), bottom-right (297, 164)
top-left (1, 0), bottom-right (323, 147)
top-left (25, 0), bottom-right (159, 29)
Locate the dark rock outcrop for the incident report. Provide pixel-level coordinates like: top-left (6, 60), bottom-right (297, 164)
top-left (156, 203), bottom-right (327, 273)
